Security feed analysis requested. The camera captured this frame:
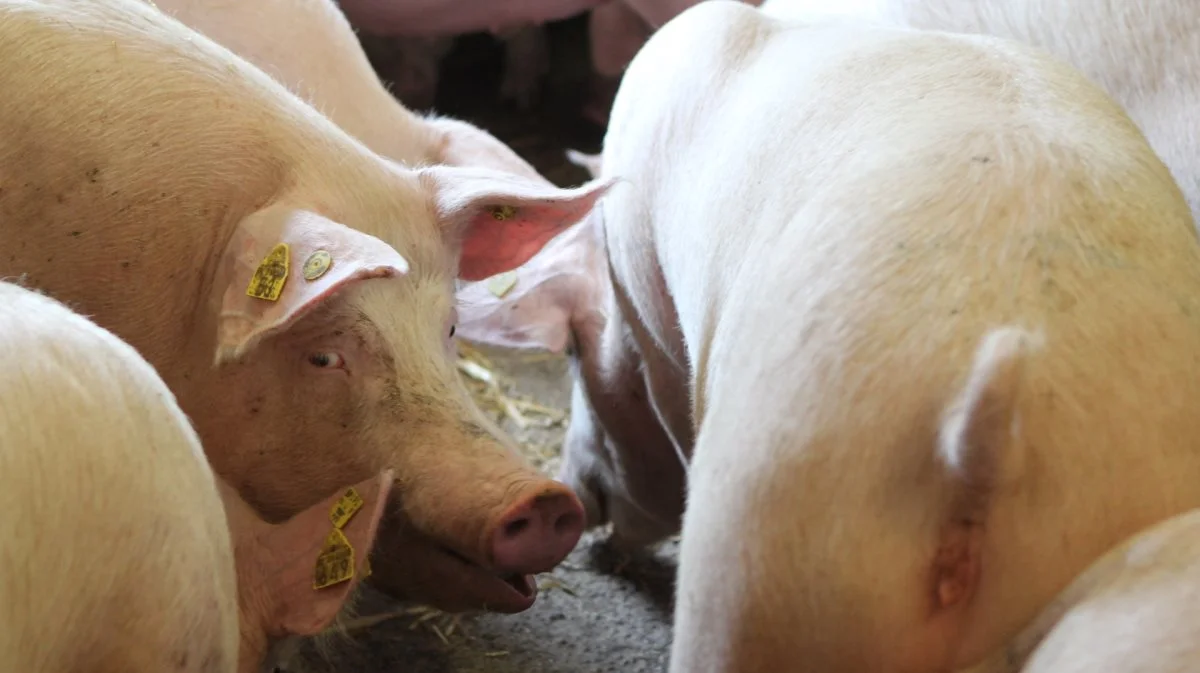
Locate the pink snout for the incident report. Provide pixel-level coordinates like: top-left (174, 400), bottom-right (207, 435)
top-left (490, 491), bottom-right (586, 572)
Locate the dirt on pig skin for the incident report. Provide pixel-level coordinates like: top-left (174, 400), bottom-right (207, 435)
top-left (281, 16), bottom-right (679, 673)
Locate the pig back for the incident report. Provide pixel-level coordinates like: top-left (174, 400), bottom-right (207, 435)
top-left (0, 281), bottom-right (238, 672)
top-left (0, 0), bottom-right (369, 376)
top-left (877, 0), bottom-right (1200, 224)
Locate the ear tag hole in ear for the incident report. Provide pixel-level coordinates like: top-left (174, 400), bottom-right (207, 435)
top-left (312, 486), bottom-right (366, 590)
top-left (245, 242), bottom-right (291, 302)
top-left (487, 270), bottom-right (519, 298)
top-left (488, 205), bottom-right (518, 221)
top-left (303, 249), bottom-right (333, 281)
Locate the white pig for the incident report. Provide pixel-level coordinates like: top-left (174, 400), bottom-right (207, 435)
top-left (0, 0), bottom-right (611, 614)
top-left (480, 1), bottom-right (1200, 671)
top-left (967, 508), bottom-right (1200, 673)
top-left (0, 281), bottom-right (392, 673)
top-left (150, 0), bottom-right (552, 183)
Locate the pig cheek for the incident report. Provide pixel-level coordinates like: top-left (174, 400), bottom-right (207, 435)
top-left (254, 361), bottom-right (378, 518)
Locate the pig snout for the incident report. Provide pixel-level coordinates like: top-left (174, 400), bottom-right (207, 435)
top-left (490, 489), bottom-right (586, 571)
top-left (368, 467), bottom-right (586, 612)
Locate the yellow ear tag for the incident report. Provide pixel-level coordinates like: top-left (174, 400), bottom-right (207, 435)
top-left (487, 271), bottom-right (519, 298)
top-left (313, 527), bottom-right (355, 590)
top-left (329, 486), bottom-right (364, 530)
top-left (245, 243), bottom-right (290, 302)
top-left (488, 205), bottom-right (518, 221)
top-left (303, 249), bottom-right (333, 281)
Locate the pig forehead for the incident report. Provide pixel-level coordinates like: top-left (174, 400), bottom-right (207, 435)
top-left (352, 278), bottom-right (454, 337)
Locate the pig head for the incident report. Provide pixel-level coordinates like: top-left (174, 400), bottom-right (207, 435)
top-left (456, 149), bottom-right (687, 552)
top-left (184, 166), bottom-right (612, 613)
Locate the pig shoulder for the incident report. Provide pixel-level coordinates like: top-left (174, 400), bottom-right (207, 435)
top-left (0, 282), bottom-right (238, 672)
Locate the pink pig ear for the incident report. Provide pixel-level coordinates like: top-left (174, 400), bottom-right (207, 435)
top-left (419, 164), bottom-right (615, 282)
top-left (455, 216), bottom-right (605, 354)
top-left (265, 470), bottom-right (394, 637)
top-left (212, 206), bottom-right (410, 365)
top-left (456, 266), bottom-right (576, 353)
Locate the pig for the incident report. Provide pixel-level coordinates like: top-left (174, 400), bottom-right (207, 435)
top-left (473, 2), bottom-right (1200, 671)
top-left (959, 508), bottom-right (1200, 673)
top-left (0, 0), bottom-right (612, 614)
top-left (761, 0), bottom-right (1200, 223)
top-left (150, 0), bottom-right (551, 184)
top-left (0, 280), bottom-right (391, 673)
top-left (603, 5), bottom-right (1200, 671)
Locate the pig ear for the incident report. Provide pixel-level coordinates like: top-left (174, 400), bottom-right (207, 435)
top-left (213, 206), bottom-right (410, 365)
top-left (455, 216), bottom-right (603, 354)
top-left (565, 149), bottom-right (604, 179)
top-left (419, 164), bottom-right (615, 282)
top-left (456, 266), bottom-right (576, 354)
top-left (932, 327), bottom-right (1041, 612)
top-left (269, 470), bottom-right (395, 637)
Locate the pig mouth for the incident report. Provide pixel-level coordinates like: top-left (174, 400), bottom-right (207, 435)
top-left (434, 545), bottom-right (538, 609)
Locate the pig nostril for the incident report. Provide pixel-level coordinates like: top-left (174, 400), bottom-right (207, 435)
top-left (554, 509), bottom-right (583, 536)
top-left (503, 516), bottom-right (532, 539)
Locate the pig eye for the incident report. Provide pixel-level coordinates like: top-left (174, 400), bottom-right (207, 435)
top-left (449, 325), bottom-right (457, 339)
top-left (308, 352), bottom-right (344, 369)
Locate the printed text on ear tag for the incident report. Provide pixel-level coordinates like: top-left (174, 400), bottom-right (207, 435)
top-left (488, 205), bottom-right (518, 221)
top-left (313, 527), bottom-right (355, 590)
top-left (487, 271), bottom-right (518, 298)
top-left (303, 249), bottom-right (333, 281)
top-left (329, 487), bottom-right (364, 529)
top-left (245, 243), bottom-right (290, 302)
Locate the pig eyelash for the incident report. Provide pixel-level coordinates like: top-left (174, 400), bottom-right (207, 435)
top-left (307, 352), bottom-right (345, 370)
top-left (449, 325), bottom-right (457, 338)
